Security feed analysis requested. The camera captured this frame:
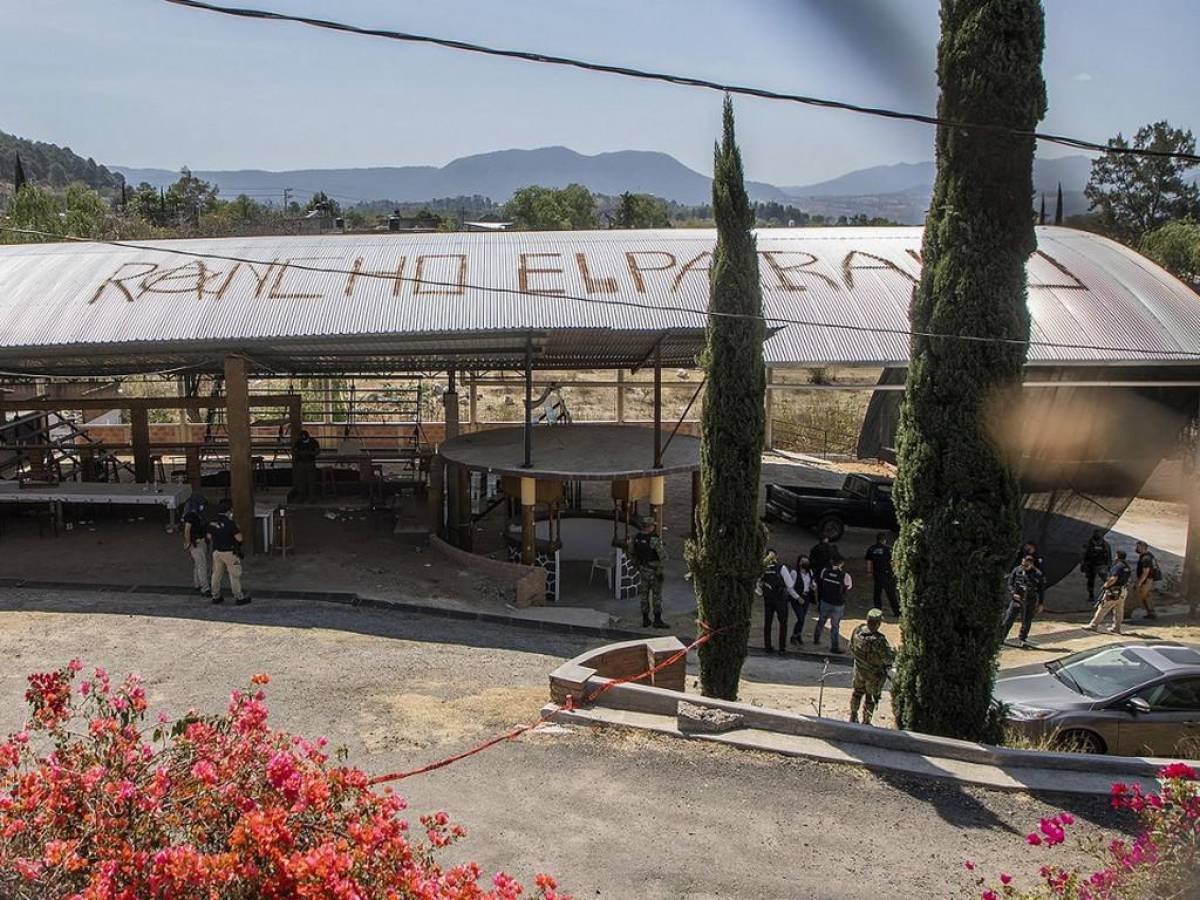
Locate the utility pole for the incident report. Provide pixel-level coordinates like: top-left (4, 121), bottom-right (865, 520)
top-left (282, 187), bottom-right (293, 213)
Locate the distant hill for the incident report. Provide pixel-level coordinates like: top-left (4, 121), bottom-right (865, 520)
top-left (783, 155), bottom-right (1095, 222)
top-left (0, 129), bottom-right (122, 192)
top-left (115, 146), bottom-right (790, 207)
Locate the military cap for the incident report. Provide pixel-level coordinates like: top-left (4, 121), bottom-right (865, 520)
top-left (866, 608), bottom-right (884, 620)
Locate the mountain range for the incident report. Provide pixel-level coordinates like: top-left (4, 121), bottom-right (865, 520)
top-left (114, 146), bottom-right (1095, 224)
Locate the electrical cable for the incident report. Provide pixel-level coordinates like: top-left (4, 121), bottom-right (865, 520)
top-left (1, 225), bottom-right (1198, 360)
top-left (161, 0), bottom-right (1200, 165)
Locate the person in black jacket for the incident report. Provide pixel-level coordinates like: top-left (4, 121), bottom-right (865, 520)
top-left (206, 499), bottom-right (251, 606)
top-left (1080, 529), bottom-right (1113, 603)
top-left (760, 550), bottom-right (798, 654)
top-left (813, 557), bottom-right (852, 654)
top-left (1000, 555), bottom-right (1045, 647)
top-left (809, 535), bottom-right (838, 576)
top-left (864, 532), bottom-right (899, 617)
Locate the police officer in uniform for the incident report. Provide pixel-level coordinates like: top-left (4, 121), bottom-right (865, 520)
top-left (631, 517), bottom-right (668, 629)
top-left (1080, 529), bottom-right (1112, 603)
top-left (813, 556), bottom-right (852, 654)
top-left (1001, 555), bottom-right (1043, 646)
top-left (181, 494), bottom-right (211, 598)
top-left (809, 535), bottom-right (837, 576)
top-left (850, 609), bottom-right (895, 725)
top-left (206, 498), bottom-right (251, 605)
top-left (864, 532), bottom-right (899, 617)
top-left (1087, 549), bottom-right (1131, 634)
top-left (293, 429), bottom-right (321, 502)
top-left (760, 549), bottom-right (800, 654)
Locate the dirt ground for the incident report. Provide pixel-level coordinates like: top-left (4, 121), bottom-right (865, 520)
top-left (0, 588), bottom-right (1119, 899)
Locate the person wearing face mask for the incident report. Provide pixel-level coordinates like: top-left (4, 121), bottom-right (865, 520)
top-left (789, 554), bottom-right (817, 647)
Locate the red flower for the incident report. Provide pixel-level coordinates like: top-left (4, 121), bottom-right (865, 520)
top-left (1159, 762), bottom-right (1197, 781)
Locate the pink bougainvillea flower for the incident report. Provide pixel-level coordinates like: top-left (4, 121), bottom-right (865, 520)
top-left (999, 873), bottom-right (1012, 885)
top-left (1159, 762), bottom-right (1197, 781)
top-left (963, 860), bottom-right (976, 871)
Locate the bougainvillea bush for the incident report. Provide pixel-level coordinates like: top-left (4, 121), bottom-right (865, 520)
top-left (966, 763), bottom-right (1199, 900)
top-left (0, 661), bottom-right (566, 899)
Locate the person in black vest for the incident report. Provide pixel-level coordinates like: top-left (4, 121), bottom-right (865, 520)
top-left (1087, 550), bottom-right (1131, 634)
top-left (864, 532), bottom-right (899, 617)
top-left (293, 430), bottom-right (321, 502)
top-left (206, 498), bottom-right (251, 605)
top-left (813, 556), bottom-right (852, 654)
top-left (1015, 539), bottom-right (1047, 610)
top-left (789, 555), bottom-right (817, 646)
top-left (1080, 529), bottom-right (1113, 603)
top-left (760, 549), bottom-right (800, 654)
top-left (1001, 555), bottom-right (1044, 647)
top-left (181, 494), bottom-right (211, 598)
top-left (1132, 540), bottom-right (1161, 620)
top-left (809, 536), bottom-right (837, 576)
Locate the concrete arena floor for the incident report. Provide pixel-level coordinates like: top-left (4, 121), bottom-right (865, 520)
top-left (0, 589), bottom-right (1119, 899)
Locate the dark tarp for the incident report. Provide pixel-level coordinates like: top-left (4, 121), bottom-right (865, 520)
top-left (857, 367), bottom-right (1195, 586)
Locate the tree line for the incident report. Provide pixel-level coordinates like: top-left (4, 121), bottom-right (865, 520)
top-left (0, 130), bottom-right (122, 192)
top-left (1078, 120), bottom-right (1200, 289)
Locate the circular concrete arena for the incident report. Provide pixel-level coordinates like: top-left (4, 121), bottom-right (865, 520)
top-left (438, 424), bottom-right (699, 481)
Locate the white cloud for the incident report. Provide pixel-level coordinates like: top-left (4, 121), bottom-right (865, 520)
top-left (1073, 72), bottom-right (1094, 82)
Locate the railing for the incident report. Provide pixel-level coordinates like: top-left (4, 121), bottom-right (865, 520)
top-left (771, 419), bottom-right (859, 460)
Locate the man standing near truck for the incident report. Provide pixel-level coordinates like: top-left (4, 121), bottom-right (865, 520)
top-left (864, 532), bottom-right (899, 617)
top-left (813, 556), bottom-right (852, 654)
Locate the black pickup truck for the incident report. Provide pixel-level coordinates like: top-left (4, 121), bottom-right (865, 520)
top-left (764, 474), bottom-right (896, 541)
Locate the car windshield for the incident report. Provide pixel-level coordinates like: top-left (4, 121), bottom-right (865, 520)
top-left (1049, 646), bottom-right (1164, 699)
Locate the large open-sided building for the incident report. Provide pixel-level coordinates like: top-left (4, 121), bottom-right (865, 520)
top-left (1, 225), bottom-right (1197, 589)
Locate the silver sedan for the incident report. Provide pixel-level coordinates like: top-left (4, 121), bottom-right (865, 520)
top-left (994, 641), bottom-right (1200, 756)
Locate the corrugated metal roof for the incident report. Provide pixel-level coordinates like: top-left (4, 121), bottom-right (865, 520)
top-left (0, 226), bottom-right (1196, 375)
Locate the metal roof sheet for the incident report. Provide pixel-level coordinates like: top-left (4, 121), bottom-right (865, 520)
top-left (0, 226), bottom-right (1196, 375)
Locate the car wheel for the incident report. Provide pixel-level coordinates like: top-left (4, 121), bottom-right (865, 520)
top-left (814, 515), bottom-right (844, 542)
top-left (1054, 729), bottom-right (1106, 754)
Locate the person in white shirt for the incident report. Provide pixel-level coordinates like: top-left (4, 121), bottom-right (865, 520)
top-left (789, 555), bottom-right (817, 646)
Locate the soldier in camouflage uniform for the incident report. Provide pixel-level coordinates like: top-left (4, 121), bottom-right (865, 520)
top-left (849, 609), bottom-right (895, 725)
top-left (629, 517), bottom-right (669, 629)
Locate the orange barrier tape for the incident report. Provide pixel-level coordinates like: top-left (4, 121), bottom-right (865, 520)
top-left (367, 625), bottom-right (720, 785)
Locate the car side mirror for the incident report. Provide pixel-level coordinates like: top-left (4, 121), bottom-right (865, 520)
top-left (1126, 697), bottom-right (1152, 715)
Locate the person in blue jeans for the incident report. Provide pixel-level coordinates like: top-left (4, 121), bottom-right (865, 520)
top-left (813, 556), bottom-right (853, 654)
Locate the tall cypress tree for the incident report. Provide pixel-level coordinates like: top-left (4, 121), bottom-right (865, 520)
top-left (687, 97), bottom-right (766, 700)
top-left (891, 0), bottom-right (1046, 741)
top-left (13, 153), bottom-right (27, 194)
top-left (1054, 181), bottom-right (1064, 225)
top-left (1039, 194), bottom-right (1046, 225)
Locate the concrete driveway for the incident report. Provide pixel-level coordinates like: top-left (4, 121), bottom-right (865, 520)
top-left (0, 588), bottom-right (1121, 898)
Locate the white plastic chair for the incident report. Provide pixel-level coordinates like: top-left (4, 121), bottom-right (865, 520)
top-left (589, 553), bottom-right (614, 589)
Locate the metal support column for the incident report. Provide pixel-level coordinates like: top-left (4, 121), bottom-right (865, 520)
top-left (130, 407), bottom-right (151, 483)
top-left (428, 453), bottom-right (445, 538)
top-left (764, 366), bottom-right (775, 450)
top-left (444, 368), bottom-right (460, 440)
top-left (520, 476), bottom-right (536, 565)
top-left (653, 342), bottom-right (662, 468)
top-left (522, 337), bottom-right (533, 469)
top-left (224, 354), bottom-right (255, 553)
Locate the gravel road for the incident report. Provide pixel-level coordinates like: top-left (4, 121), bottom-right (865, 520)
top-left (0, 588), bottom-right (1123, 898)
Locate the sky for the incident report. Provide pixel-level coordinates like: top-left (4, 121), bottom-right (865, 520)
top-left (2, 0), bottom-right (1198, 187)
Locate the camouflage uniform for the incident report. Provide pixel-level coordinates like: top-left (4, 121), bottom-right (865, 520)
top-left (849, 623), bottom-right (895, 725)
top-left (631, 531), bottom-right (665, 621)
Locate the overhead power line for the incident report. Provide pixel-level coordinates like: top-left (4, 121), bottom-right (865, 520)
top-left (2, 225), bottom-right (1197, 360)
top-left (162, 0), bottom-right (1200, 165)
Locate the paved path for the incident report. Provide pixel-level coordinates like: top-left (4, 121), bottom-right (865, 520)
top-left (0, 588), bottom-right (1120, 898)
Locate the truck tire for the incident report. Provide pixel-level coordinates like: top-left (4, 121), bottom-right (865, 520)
top-left (814, 514), bottom-right (844, 542)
